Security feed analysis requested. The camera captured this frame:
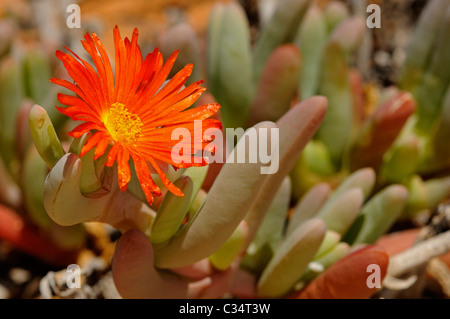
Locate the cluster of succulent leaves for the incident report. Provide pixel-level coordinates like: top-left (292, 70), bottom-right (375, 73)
top-left (1, 0), bottom-right (450, 298)
top-left (0, 24), bottom-right (86, 263)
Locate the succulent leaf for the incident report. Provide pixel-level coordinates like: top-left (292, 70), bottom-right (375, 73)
top-left (249, 44), bottom-right (302, 125)
top-left (352, 185), bottom-right (408, 245)
top-left (257, 218), bottom-right (326, 298)
top-left (28, 104), bottom-right (65, 169)
top-left (286, 182), bottom-right (331, 236)
top-left (207, 2), bottom-right (253, 129)
top-left (253, 0), bottom-right (312, 81)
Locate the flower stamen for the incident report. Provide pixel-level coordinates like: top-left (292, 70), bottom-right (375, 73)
top-left (104, 102), bottom-right (143, 145)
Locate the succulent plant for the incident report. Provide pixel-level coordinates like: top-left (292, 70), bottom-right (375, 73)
top-left (0, 33), bottom-right (86, 266)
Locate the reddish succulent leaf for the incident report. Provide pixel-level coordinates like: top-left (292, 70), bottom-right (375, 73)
top-left (249, 44), bottom-right (302, 125)
top-left (349, 69), bottom-right (366, 127)
top-left (230, 268), bottom-right (257, 299)
top-left (350, 92), bottom-right (415, 171)
top-left (171, 258), bottom-right (214, 279)
top-left (0, 204), bottom-right (78, 266)
top-left (295, 245), bottom-right (389, 299)
top-left (112, 229), bottom-right (237, 298)
top-left (376, 228), bottom-right (420, 256)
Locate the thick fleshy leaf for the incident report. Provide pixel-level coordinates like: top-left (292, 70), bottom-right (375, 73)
top-left (188, 188), bottom-right (207, 219)
top-left (0, 153), bottom-right (20, 207)
top-left (0, 20), bottom-right (13, 58)
top-left (209, 221), bottom-right (247, 271)
top-left (241, 177), bottom-right (291, 273)
top-left (68, 133), bottom-right (107, 195)
top-left (23, 50), bottom-right (50, 104)
top-left (430, 85), bottom-right (450, 169)
top-left (350, 92), bottom-right (415, 171)
top-left (300, 242), bottom-right (350, 284)
top-left (150, 176), bottom-right (193, 244)
top-left (301, 140), bottom-right (336, 176)
top-left (403, 175), bottom-right (428, 218)
top-left (314, 242), bottom-right (349, 269)
top-left (170, 259), bottom-right (213, 280)
top-left (154, 97), bottom-right (327, 269)
top-left (294, 4), bottom-right (328, 100)
top-left (183, 166), bottom-right (209, 213)
top-left (245, 96), bottom-right (328, 246)
top-left (207, 3), bottom-right (225, 96)
top-left (329, 17), bottom-right (365, 54)
top-left (80, 147), bottom-right (104, 194)
top-left (424, 176), bottom-right (450, 210)
top-left (314, 230), bottom-right (342, 259)
top-left (230, 268), bottom-right (257, 299)
top-left (289, 141), bottom-right (338, 199)
top-left (112, 229), bottom-right (236, 299)
top-left (0, 56), bottom-right (25, 168)
top-left (257, 218), bottom-right (326, 298)
top-left (29, 104), bottom-right (65, 169)
top-left (153, 122), bottom-right (279, 268)
top-left (295, 245), bottom-right (389, 299)
top-left (15, 100), bottom-right (34, 161)
top-left (249, 44), bottom-right (302, 125)
top-left (352, 185), bottom-right (408, 245)
top-left (318, 167), bottom-right (375, 215)
top-left (381, 135), bottom-right (420, 183)
top-left (207, 2), bottom-right (253, 129)
top-left (317, 188), bottom-right (364, 235)
top-left (21, 145), bottom-right (51, 229)
top-left (350, 0), bottom-right (373, 80)
top-left (398, 0), bottom-right (450, 94)
top-left (414, 5), bottom-right (450, 132)
top-left (25, 49), bottom-right (66, 129)
top-left (253, 0), bottom-right (312, 81)
top-left (316, 41), bottom-right (353, 164)
top-left (286, 182), bottom-right (331, 236)
top-left (43, 153), bottom-right (155, 232)
top-left (21, 148), bottom-right (88, 252)
top-left (323, 1), bottom-right (350, 32)
top-left (349, 69), bottom-right (366, 127)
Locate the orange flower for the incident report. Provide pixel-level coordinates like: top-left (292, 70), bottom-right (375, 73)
top-left (51, 26), bottom-right (222, 204)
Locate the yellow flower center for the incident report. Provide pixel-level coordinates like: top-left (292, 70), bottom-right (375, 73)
top-left (104, 102), bottom-right (143, 145)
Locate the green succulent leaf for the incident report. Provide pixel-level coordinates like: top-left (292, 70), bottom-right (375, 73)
top-left (352, 185), bottom-right (408, 245)
top-left (294, 4), bottom-right (328, 100)
top-left (286, 182), bottom-right (331, 236)
top-left (242, 177), bottom-right (291, 273)
top-left (207, 2), bottom-right (254, 129)
top-left (256, 218), bottom-right (326, 298)
top-left (29, 104), bottom-right (65, 169)
top-left (209, 221), bottom-right (247, 271)
top-left (253, 0), bottom-right (312, 82)
top-left (150, 176), bottom-right (193, 245)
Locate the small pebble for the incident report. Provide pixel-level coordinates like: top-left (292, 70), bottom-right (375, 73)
top-left (0, 283), bottom-right (11, 299)
top-left (374, 50), bottom-right (391, 67)
top-left (9, 268), bottom-right (31, 285)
